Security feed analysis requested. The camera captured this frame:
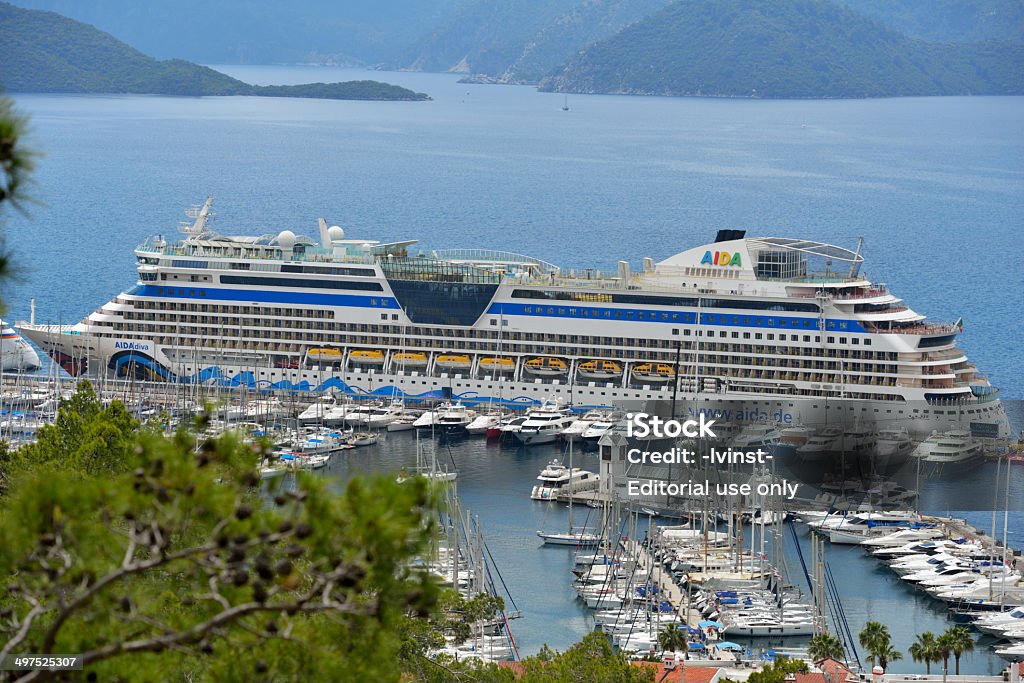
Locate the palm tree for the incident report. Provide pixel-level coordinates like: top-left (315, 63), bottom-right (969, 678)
top-left (944, 626), bottom-right (974, 676)
top-left (808, 632), bottom-right (845, 663)
top-left (909, 631), bottom-right (938, 675)
top-left (936, 632), bottom-right (954, 678)
top-left (859, 621), bottom-right (902, 671)
top-left (658, 624), bottom-right (689, 654)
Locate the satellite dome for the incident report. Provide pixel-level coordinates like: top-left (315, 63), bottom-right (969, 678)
top-left (361, 242), bottom-right (372, 252)
top-left (277, 230), bottom-right (296, 250)
top-left (328, 225), bottom-right (344, 241)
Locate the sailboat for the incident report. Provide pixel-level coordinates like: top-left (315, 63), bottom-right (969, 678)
top-left (537, 437), bottom-right (601, 546)
top-left (561, 96), bottom-right (569, 112)
top-left (398, 432), bottom-right (457, 483)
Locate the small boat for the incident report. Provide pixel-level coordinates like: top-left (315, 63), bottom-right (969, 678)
top-left (322, 399), bottom-right (356, 426)
top-left (562, 410), bottom-right (607, 439)
top-left (307, 347), bottom-right (342, 363)
top-left (479, 356), bottom-right (516, 374)
top-left (631, 363), bottom-right (675, 383)
top-left (298, 393), bottom-right (336, 424)
top-left (343, 401), bottom-right (380, 425)
top-left (259, 460), bottom-right (289, 479)
top-left (913, 430), bottom-right (983, 465)
top-left (778, 425), bottom-right (813, 448)
top-left (349, 432), bottom-right (379, 447)
top-left (364, 400), bottom-right (406, 428)
top-left (582, 412), bottom-right (624, 441)
top-left (437, 402), bottom-right (477, 434)
top-left (349, 349), bottom-right (385, 365)
top-left (576, 359), bottom-right (622, 381)
top-left (523, 356), bottom-right (568, 377)
top-left (387, 414), bottom-right (418, 432)
top-left (876, 428), bottom-right (914, 458)
top-left (413, 403), bottom-right (448, 431)
top-left (291, 452), bottom-right (331, 470)
top-left (515, 400), bottom-right (574, 445)
top-left (536, 530), bottom-right (601, 546)
top-left (530, 458), bottom-right (598, 500)
top-left (392, 351), bottom-right (428, 368)
top-left (731, 424), bottom-right (781, 449)
top-left (796, 426), bottom-right (843, 460)
top-left (435, 354), bottom-right (472, 371)
top-left (466, 410), bottom-right (506, 435)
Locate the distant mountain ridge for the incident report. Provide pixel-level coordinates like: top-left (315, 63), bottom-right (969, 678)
top-left (8, 0), bottom-right (459, 65)
top-left (836, 0), bottom-right (1024, 44)
top-left (392, 0), bottom-right (673, 83)
top-left (537, 0), bottom-right (1024, 98)
top-left (0, 3), bottom-right (429, 100)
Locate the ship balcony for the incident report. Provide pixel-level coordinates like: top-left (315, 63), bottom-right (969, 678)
top-left (897, 349), bottom-right (966, 364)
top-left (862, 321), bottom-right (959, 335)
top-left (852, 309), bottom-right (924, 323)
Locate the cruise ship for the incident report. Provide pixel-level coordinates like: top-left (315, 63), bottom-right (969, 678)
top-left (17, 198), bottom-right (1009, 439)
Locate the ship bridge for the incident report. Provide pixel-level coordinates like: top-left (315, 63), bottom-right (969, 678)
top-left (657, 233), bottom-right (865, 284)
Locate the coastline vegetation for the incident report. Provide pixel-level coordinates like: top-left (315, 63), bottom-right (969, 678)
top-left (0, 3), bottom-right (429, 101)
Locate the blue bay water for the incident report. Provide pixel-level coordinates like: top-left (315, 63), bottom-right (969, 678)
top-left (3, 67), bottom-right (1023, 672)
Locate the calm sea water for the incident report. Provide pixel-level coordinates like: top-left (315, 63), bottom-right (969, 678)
top-left (3, 67), bottom-right (1023, 671)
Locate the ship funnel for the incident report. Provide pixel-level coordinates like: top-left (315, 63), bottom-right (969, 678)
top-left (617, 260), bottom-right (631, 286)
top-left (318, 218), bottom-right (331, 248)
top-left (714, 229), bottom-right (746, 243)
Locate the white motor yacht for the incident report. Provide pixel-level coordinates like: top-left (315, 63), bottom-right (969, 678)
top-left (530, 458), bottom-right (599, 500)
top-left (796, 426), bottom-right (843, 460)
top-left (437, 402), bottom-right (477, 434)
top-left (466, 410), bottom-right (506, 435)
top-left (913, 430), bottom-right (984, 465)
top-left (297, 393), bottom-right (336, 424)
top-left (731, 423), bottom-right (781, 449)
top-left (515, 400), bottom-right (575, 445)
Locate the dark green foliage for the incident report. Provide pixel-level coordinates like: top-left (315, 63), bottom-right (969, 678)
top-left (859, 621), bottom-right (903, 671)
top-left (745, 657), bottom-right (810, 683)
top-left (252, 81), bottom-right (429, 101)
top-left (0, 3), bottom-right (429, 100)
top-left (0, 97), bottom-right (33, 211)
top-left (6, 380), bottom-right (139, 479)
top-left (808, 632), bottom-right (846, 663)
top-left (0, 401), bottom-right (444, 681)
top-left (520, 631), bottom-right (654, 682)
top-left (538, 0), bottom-right (1024, 98)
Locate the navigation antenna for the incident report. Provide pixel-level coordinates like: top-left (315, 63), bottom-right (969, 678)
top-left (180, 196), bottom-right (215, 238)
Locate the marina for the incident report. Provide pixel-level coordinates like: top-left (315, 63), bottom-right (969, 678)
top-left (3, 67), bottom-right (1022, 678)
top-left (3, 367), bottom-right (1020, 675)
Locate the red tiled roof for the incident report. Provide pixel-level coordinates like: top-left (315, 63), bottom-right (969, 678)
top-left (793, 658), bottom-right (852, 683)
top-left (632, 662), bottom-right (721, 683)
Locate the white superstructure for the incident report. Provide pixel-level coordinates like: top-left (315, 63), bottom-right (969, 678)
top-left (17, 199), bottom-right (1008, 440)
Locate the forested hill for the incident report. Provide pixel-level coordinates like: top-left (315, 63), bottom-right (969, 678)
top-left (391, 0), bottom-right (673, 83)
top-left (836, 0), bottom-right (1024, 44)
top-left (537, 0), bottom-right (1024, 98)
top-left (0, 3), bottom-right (429, 100)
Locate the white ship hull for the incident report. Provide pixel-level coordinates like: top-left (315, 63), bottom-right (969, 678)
top-left (17, 200), bottom-right (1008, 444)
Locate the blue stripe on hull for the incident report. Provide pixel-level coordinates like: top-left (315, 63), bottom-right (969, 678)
top-left (133, 285), bottom-right (400, 309)
top-left (110, 356), bottom-right (563, 406)
top-left (486, 302), bottom-right (865, 333)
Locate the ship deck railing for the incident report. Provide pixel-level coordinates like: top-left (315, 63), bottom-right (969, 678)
top-left (863, 322), bottom-right (959, 335)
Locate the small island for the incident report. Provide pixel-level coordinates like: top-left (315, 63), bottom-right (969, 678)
top-left (0, 2), bottom-right (429, 101)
